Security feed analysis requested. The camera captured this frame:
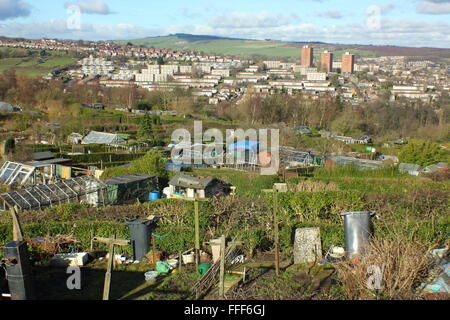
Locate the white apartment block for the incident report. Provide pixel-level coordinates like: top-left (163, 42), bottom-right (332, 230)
top-left (161, 64), bottom-right (179, 74)
top-left (293, 65), bottom-right (317, 75)
top-left (264, 61), bottom-right (281, 69)
top-left (267, 69), bottom-right (295, 79)
top-left (333, 62), bottom-right (342, 69)
top-left (211, 69), bottom-right (231, 77)
top-left (79, 55), bottom-right (115, 76)
top-left (154, 74), bottom-right (169, 82)
top-left (280, 63), bottom-right (296, 70)
top-left (306, 72), bottom-right (327, 81)
top-left (194, 63), bottom-right (212, 74)
top-left (179, 65), bottom-right (193, 74)
top-left (245, 65), bottom-right (259, 73)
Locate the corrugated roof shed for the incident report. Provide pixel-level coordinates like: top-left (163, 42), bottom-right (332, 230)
top-left (169, 174), bottom-right (215, 189)
top-left (105, 174), bottom-right (156, 185)
top-left (32, 151), bottom-right (55, 161)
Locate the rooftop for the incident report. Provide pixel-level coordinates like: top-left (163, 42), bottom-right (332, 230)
top-left (104, 174), bottom-right (156, 185)
top-left (169, 174), bottom-right (215, 190)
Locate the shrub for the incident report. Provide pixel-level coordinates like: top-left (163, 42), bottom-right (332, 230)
top-left (399, 139), bottom-right (449, 167)
top-left (3, 137), bottom-right (15, 155)
top-left (334, 235), bottom-right (434, 300)
top-left (64, 153), bottom-right (145, 164)
top-left (101, 150), bottom-right (168, 180)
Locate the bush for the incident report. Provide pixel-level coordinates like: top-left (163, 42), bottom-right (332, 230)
top-left (334, 235), bottom-right (434, 300)
top-left (399, 139), bottom-right (449, 167)
top-left (314, 165), bottom-right (401, 179)
top-left (101, 150), bottom-right (168, 180)
top-left (64, 152), bottom-right (145, 163)
top-left (3, 137), bottom-right (15, 155)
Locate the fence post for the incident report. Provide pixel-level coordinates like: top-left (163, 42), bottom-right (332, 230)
top-left (219, 235), bottom-right (226, 299)
top-left (194, 200), bottom-right (200, 275)
top-left (273, 185), bottom-right (280, 276)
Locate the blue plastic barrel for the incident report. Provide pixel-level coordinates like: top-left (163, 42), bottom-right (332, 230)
top-left (150, 191), bottom-right (160, 201)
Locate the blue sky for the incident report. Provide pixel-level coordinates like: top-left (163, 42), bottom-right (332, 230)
top-left (0, 0), bottom-right (449, 47)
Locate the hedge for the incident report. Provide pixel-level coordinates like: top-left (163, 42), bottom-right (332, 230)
top-left (63, 152), bottom-right (145, 163)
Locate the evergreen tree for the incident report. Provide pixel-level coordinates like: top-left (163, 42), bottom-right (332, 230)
top-left (137, 114), bottom-right (153, 141)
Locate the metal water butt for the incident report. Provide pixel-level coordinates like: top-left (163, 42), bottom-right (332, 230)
top-left (125, 219), bottom-right (155, 261)
top-left (3, 241), bottom-right (35, 300)
top-left (340, 211), bottom-right (375, 259)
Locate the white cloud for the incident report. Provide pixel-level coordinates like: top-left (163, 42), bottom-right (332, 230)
top-left (0, 13), bottom-right (449, 48)
top-left (417, 0), bottom-right (450, 15)
top-left (209, 12), bottom-right (295, 28)
top-left (0, 0), bottom-right (31, 20)
top-left (317, 9), bottom-right (343, 19)
top-left (64, 0), bottom-right (112, 15)
top-left (0, 19), bottom-right (160, 40)
top-left (380, 3), bottom-right (396, 14)
top-left (181, 8), bottom-right (202, 20)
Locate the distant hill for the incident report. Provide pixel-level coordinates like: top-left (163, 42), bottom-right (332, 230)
top-left (117, 34), bottom-right (450, 62)
top-left (168, 33), bottom-right (249, 41)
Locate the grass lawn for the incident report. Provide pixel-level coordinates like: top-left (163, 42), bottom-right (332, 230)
top-left (0, 55), bottom-right (77, 77)
top-left (188, 167), bottom-right (281, 196)
top-left (39, 57), bottom-right (77, 67)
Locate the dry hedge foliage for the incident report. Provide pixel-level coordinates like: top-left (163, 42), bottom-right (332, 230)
top-left (290, 180), bottom-right (339, 192)
top-left (335, 235), bottom-right (435, 300)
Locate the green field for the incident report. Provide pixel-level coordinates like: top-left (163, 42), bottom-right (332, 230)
top-left (117, 35), bottom-right (388, 60)
top-left (118, 34), bottom-right (450, 61)
top-left (0, 50), bottom-right (78, 77)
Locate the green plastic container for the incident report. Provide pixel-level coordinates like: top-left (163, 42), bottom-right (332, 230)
top-left (156, 261), bottom-right (171, 274)
top-left (198, 262), bottom-right (212, 277)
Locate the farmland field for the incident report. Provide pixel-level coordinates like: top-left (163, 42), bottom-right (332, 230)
top-left (117, 34), bottom-right (450, 61)
top-left (0, 49), bottom-right (78, 77)
top-left (118, 36), bottom-right (378, 60)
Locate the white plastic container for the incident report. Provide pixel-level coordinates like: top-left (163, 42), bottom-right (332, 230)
top-left (144, 271), bottom-right (159, 283)
top-left (166, 259), bottom-right (178, 268)
top-left (50, 252), bottom-right (89, 267)
top-left (210, 239), bottom-right (222, 263)
top-left (182, 253), bottom-right (195, 264)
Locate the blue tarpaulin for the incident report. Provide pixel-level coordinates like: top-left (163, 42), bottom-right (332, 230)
top-left (228, 140), bottom-right (260, 152)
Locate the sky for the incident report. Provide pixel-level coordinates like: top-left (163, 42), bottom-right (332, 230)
top-left (0, 0), bottom-right (449, 48)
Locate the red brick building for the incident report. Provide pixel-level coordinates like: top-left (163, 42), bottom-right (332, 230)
top-left (342, 52), bottom-right (355, 74)
top-left (321, 50), bottom-right (333, 73)
top-left (301, 45), bottom-right (314, 67)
